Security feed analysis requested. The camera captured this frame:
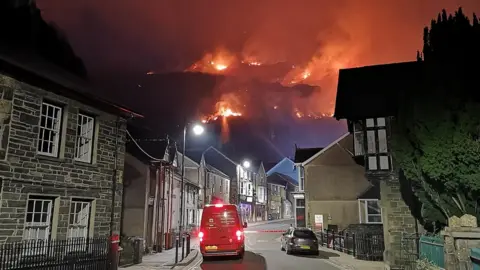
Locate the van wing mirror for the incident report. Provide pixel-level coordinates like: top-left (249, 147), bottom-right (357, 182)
top-left (243, 222), bottom-right (248, 228)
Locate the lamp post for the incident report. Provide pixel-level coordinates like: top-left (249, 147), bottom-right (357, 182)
top-left (179, 123), bottom-right (204, 238)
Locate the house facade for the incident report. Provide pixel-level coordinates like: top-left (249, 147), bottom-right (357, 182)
top-left (199, 156), bottom-right (230, 206)
top-left (267, 182), bottom-right (285, 220)
top-left (122, 136), bottom-right (177, 252)
top-left (334, 61), bottom-right (422, 270)
top-left (299, 133), bottom-right (381, 231)
top-left (176, 152), bottom-right (201, 232)
top-left (202, 147), bottom-right (255, 221)
top-left (253, 162), bottom-right (267, 221)
top-left (0, 55), bottom-right (141, 243)
top-left (292, 147), bottom-right (323, 227)
top-left (267, 172), bottom-right (297, 220)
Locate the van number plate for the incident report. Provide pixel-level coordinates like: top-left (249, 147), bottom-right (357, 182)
top-left (205, 246), bottom-right (218, 251)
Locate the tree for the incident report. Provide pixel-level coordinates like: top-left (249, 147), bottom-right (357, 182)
top-left (0, 1), bottom-right (87, 78)
top-left (392, 8), bottom-right (480, 231)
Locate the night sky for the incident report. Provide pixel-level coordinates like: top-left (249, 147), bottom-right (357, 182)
top-left (34, 0), bottom-right (480, 162)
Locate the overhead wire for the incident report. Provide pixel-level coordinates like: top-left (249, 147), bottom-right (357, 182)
top-left (125, 129), bottom-right (165, 162)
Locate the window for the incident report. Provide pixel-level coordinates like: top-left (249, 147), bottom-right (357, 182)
top-left (75, 113), bottom-right (95, 163)
top-left (247, 183), bottom-right (252, 196)
top-left (365, 118), bottom-right (391, 171)
top-left (296, 199), bottom-right (305, 208)
top-left (353, 122), bottom-right (365, 156)
top-left (68, 199), bottom-right (92, 238)
top-left (24, 196), bottom-right (54, 241)
top-left (362, 200), bottom-right (382, 224)
top-left (257, 186), bottom-right (265, 203)
top-left (37, 102), bottom-right (63, 157)
top-left (299, 166), bottom-right (305, 191)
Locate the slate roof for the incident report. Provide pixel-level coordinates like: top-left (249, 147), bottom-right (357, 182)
top-left (294, 147), bottom-right (323, 163)
top-left (267, 172), bottom-right (298, 187)
top-left (357, 184), bottom-right (381, 200)
top-left (205, 164), bottom-right (230, 179)
top-left (203, 148), bottom-right (238, 179)
top-left (334, 61), bottom-right (422, 121)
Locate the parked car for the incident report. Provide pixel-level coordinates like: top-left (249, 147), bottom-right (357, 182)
top-left (281, 227), bottom-right (319, 255)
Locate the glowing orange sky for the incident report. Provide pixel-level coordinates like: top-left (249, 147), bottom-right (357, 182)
top-left (37, 0), bottom-right (480, 120)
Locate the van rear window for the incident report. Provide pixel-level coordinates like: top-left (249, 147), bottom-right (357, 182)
top-left (204, 210), bottom-right (237, 227)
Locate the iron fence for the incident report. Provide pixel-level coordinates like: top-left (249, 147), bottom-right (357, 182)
top-left (316, 230), bottom-right (384, 261)
top-left (0, 237), bottom-right (110, 270)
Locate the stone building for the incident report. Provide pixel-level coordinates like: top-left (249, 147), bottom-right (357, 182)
top-left (334, 61), bottom-right (422, 269)
top-left (0, 53), bottom-right (142, 242)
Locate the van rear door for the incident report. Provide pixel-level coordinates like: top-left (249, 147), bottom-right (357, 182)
top-left (201, 206), bottom-right (240, 246)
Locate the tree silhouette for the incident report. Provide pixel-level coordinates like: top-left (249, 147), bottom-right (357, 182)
top-left (392, 8), bottom-right (480, 231)
top-left (0, 1), bottom-right (87, 78)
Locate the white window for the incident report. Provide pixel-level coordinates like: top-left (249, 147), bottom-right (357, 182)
top-left (299, 166), bottom-right (305, 191)
top-left (75, 113), bottom-right (95, 163)
top-left (68, 199), bottom-right (92, 239)
top-left (367, 130), bottom-right (376, 153)
top-left (353, 122), bottom-right (365, 156)
top-left (368, 156), bottom-right (378, 170)
top-left (366, 118), bottom-right (374, 127)
top-left (377, 118), bottom-right (386, 126)
top-left (378, 129), bottom-right (388, 153)
top-left (37, 102), bottom-right (63, 157)
top-left (24, 196), bottom-right (54, 241)
top-left (365, 200), bottom-right (382, 223)
top-left (247, 183), bottom-right (252, 196)
top-left (257, 186), bottom-right (266, 203)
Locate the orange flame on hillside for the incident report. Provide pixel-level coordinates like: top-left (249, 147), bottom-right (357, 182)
top-left (186, 48), bottom-right (237, 74)
top-left (201, 100), bottom-right (243, 124)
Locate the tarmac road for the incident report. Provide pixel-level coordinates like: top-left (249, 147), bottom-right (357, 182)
top-left (194, 219), bottom-right (341, 270)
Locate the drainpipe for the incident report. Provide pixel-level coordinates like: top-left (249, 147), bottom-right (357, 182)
top-left (109, 117), bottom-right (120, 237)
top-left (160, 163), bottom-right (166, 252)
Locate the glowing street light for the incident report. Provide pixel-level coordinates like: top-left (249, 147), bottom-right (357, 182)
top-left (243, 160), bottom-right (251, 168)
top-left (192, 124), bottom-right (205, 135)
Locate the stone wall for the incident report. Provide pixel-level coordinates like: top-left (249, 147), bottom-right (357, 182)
top-left (442, 215), bottom-right (480, 270)
top-left (0, 74), bottom-right (127, 242)
top-left (379, 174), bottom-right (418, 270)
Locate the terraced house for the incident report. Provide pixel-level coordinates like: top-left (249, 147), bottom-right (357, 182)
top-left (0, 52), bottom-right (142, 243)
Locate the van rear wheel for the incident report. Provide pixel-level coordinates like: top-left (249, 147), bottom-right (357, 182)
top-left (237, 247), bottom-right (245, 260)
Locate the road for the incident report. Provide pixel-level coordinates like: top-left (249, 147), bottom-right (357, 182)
top-left (195, 219), bottom-right (341, 270)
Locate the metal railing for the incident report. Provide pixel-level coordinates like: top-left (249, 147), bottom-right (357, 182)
top-left (0, 237), bottom-right (110, 270)
top-left (316, 230), bottom-right (384, 261)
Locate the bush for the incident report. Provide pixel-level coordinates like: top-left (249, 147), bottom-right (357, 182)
top-left (416, 258), bottom-right (442, 270)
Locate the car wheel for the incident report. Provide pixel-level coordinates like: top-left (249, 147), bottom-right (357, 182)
top-left (237, 247), bottom-right (245, 260)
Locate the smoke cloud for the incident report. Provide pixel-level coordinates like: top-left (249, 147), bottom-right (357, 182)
top-left (37, 0), bottom-right (480, 117)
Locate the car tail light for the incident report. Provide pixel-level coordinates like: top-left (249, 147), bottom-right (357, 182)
top-left (199, 231), bottom-right (204, 242)
top-left (236, 230), bottom-right (242, 240)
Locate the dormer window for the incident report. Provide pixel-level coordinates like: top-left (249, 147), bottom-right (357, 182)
top-left (365, 118), bottom-right (391, 171)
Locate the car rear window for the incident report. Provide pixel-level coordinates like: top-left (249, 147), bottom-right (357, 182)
top-left (204, 210), bottom-right (238, 227)
top-left (294, 230), bottom-right (316, 238)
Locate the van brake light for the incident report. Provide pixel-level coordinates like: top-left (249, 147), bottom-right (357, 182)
top-left (198, 231), bottom-right (204, 238)
top-left (214, 204), bottom-right (223, 207)
top-left (236, 230), bottom-right (242, 237)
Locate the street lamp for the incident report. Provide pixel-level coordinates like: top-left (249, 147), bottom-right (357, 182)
top-left (242, 160), bottom-right (251, 168)
top-left (179, 123), bottom-right (204, 238)
top-left (192, 124), bottom-right (204, 136)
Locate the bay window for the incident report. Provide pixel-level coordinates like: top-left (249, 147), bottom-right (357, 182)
top-left (365, 118), bottom-right (391, 171)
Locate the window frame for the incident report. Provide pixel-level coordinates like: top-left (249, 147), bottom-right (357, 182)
top-left (299, 166), bottom-right (305, 191)
top-left (23, 195), bottom-right (55, 242)
top-left (363, 118), bottom-right (391, 171)
top-left (360, 199), bottom-right (382, 224)
top-left (68, 198), bottom-right (93, 239)
top-left (37, 102), bottom-right (63, 157)
top-left (74, 113), bottom-right (96, 163)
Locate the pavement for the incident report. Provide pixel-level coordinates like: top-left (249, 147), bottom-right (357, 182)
top-left (120, 218), bottom-right (385, 270)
